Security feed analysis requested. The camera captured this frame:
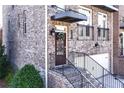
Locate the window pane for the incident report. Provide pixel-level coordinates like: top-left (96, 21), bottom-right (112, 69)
top-left (86, 26), bottom-right (90, 36)
top-left (78, 8), bottom-right (92, 25)
top-left (23, 10), bottom-right (26, 33)
top-left (70, 30), bottom-right (73, 39)
top-left (80, 27), bottom-right (83, 36)
top-left (98, 13), bottom-right (107, 28)
top-left (103, 29), bottom-right (105, 37)
top-left (98, 28), bottom-right (101, 37)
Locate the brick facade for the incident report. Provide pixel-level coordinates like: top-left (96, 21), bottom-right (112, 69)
top-left (47, 5), bottom-right (116, 87)
top-left (113, 6), bottom-right (124, 75)
top-left (48, 5), bottom-right (113, 69)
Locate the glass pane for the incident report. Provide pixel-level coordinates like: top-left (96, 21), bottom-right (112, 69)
top-left (98, 29), bottom-right (101, 37)
top-left (86, 26), bottom-right (90, 36)
top-left (56, 33), bottom-right (65, 55)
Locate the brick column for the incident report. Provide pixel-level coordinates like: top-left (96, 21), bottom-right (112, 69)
top-left (113, 11), bottom-right (119, 74)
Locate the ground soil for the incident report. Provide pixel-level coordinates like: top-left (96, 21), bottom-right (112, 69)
top-left (0, 79), bottom-right (7, 88)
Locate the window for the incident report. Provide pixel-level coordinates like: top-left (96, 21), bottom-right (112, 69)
top-left (78, 25), bottom-right (94, 40)
top-left (97, 28), bottom-right (109, 40)
top-left (8, 20), bottom-right (10, 32)
top-left (97, 12), bottom-right (109, 40)
top-left (78, 6), bottom-right (92, 25)
top-left (70, 30), bottom-right (73, 39)
top-left (23, 10), bottom-right (26, 34)
top-left (98, 12), bottom-right (107, 28)
top-left (11, 5), bottom-right (15, 10)
top-left (86, 26), bottom-right (90, 36)
top-left (17, 14), bottom-right (20, 28)
top-left (77, 6), bottom-right (93, 40)
top-left (98, 28), bottom-right (101, 37)
top-left (119, 33), bottom-right (124, 56)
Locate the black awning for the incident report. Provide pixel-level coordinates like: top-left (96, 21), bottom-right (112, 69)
top-left (120, 22), bottom-right (124, 29)
top-left (51, 10), bottom-right (87, 23)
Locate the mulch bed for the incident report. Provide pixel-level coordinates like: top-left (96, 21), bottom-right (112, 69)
top-left (0, 79), bottom-right (7, 88)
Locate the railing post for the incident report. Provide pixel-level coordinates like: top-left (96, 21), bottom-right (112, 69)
top-left (84, 53), bottom-right (85, 70)
top-left (62, 64), bottom-right (64, 76)
top-left (123, 84), bottom-right (124, 88)
top-left (102, 68), bottom-right (104, 87)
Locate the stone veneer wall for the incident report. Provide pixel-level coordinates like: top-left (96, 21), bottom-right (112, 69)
top-left (47, 5), bottom-right (113, 69)
top-left (48, 70), bottom-right (73, 88)
top-left (3, 5), bottom-right (45, 84)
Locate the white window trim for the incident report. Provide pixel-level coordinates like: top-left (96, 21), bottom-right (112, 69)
top-left (78, 6), bottom-right (92, 26)
top-left (98, 12), bottom-right (108, 28)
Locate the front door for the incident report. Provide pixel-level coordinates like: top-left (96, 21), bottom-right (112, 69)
top-left (55, 31), bottom-right (66, 66)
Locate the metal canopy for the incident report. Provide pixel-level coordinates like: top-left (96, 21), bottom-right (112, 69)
top-left (94, 5), bottom-right (118, 12)
top-left (51, 10), bottom-right (87, 23)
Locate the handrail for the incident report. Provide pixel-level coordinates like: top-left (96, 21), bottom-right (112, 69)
top-left (49, 53), bottom-right (75, 87)
top-left (71, 51), bottom-right (124, 87)
top-left (66, 59), bottom-right (96, 88)
top-left (86, 46), bottom-right (109, 55)
top-left (49, 52), bottom-right (96, 88)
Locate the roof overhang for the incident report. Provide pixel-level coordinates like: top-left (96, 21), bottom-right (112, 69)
top-left (51, 10), bottom-right (87, 23)
top-left (94, 5), bottom-right (118, 12)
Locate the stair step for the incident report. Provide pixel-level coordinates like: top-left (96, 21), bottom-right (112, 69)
top-left (68, 75), bottom-right (82, 84)
top-left (64, 71), bottom-right (79, 77)
top-left (81, 82), bottom-right (94, 88)
top-left (72, 81), bottom-right (82, 88)
top-left (52, 64), bottom-right (103, 88)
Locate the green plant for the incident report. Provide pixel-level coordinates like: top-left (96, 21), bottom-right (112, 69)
top-left (10, 64), bottom-right (44, 88)
top-left (0, 45), bottom-right (8, 79)
top-left (5, 64), bottom-right (14, 86)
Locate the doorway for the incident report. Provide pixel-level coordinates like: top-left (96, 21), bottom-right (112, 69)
top-left (55, 25), bottom-right (67, 66)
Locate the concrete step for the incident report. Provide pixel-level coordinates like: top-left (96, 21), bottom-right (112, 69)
top-left (52, 65), bottom-right (103, 88)
top-left (68, 75), bottom-right (82, 84)
top-left (72, 81), bottom-right (82, 88)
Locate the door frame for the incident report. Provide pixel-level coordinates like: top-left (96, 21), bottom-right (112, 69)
top-left (54, 25), bottom-right (68, 66)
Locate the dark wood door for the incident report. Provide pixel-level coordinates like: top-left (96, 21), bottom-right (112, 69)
top-left (55, 32), bottom-right (66, 66)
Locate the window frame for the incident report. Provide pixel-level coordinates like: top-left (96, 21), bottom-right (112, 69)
top-left (98, 12), bottom-right (107, 28)
top-left (97, 12), bottom-right (109, 41)
top-left (78, 6), bottom-right (92, 26)
top-left (23, 10), bottom-right (27, 34)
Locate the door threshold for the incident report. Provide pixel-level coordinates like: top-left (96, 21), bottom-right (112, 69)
top-left (55, 64), bottom-right (68, 68)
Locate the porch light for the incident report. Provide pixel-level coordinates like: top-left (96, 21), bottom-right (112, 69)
top-left (50, 28), bottom-right (55, 36)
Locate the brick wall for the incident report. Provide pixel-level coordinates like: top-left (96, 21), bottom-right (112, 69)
top-left (47, 5), bottom-right (113, 69)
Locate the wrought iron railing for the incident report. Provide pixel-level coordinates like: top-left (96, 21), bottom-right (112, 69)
top-left (49, 53), bottom-right (96, 88)
top-left (66, 59), bottom-right (96, 88)
top-left (77, 25), bottom-right (94, 40)
top-left (87, 46), bottom-right (110, 55)
top-left (68, 51), bottom-right (124, 88)
top-left (97, 27), bottom-right (109, 41)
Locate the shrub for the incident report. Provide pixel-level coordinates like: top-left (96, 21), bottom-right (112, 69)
top-left (5, 64), bottom-right (14, 86)
top-left (0, 46), bottom-right (8, 79)
top-left (10, 64), bottom-right (44, 88)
